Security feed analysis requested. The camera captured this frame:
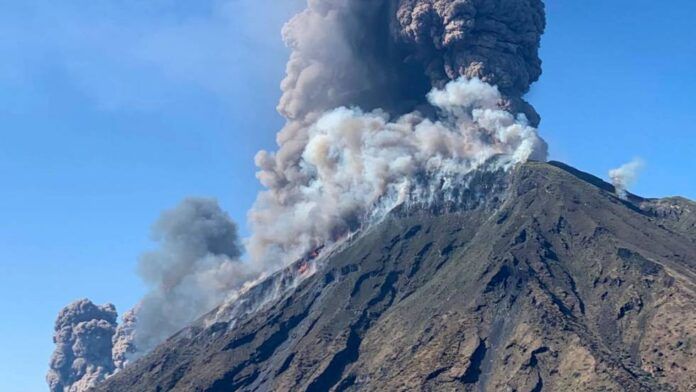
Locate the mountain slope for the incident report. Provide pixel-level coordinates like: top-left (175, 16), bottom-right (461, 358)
top-left (98, 161), bottom-right (696, 392)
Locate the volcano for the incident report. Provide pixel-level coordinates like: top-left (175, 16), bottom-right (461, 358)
top-left (97, 161), bottom-right (696, 392)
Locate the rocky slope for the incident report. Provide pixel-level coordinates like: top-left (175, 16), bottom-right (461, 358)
top-left (97, 161), bottom-right (696, 391)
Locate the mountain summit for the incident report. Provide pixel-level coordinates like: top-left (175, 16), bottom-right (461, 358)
top-left (97, 161), bottom-right (696, 392)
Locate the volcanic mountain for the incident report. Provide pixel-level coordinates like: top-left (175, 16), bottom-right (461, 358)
top-left (97, 161), bottom-right (696, 392)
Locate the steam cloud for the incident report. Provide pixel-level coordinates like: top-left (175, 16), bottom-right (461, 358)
top-left (47, 300), bottom-right (118, 392)
top-left (609, 158), bottom-right (644, 199)
top-left (50, 1), bottom-right (548, 388)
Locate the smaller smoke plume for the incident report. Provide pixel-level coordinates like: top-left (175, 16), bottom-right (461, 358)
top-left (609, 158), bottom-right (644, 199)
top-left (111, 307), bottom-right (138, 371)
top-left (128, 197), bottom-right (253, 355)
top-left (47, 200), bottom-right (252, 390)
top-left (47, 299), bottom-right (118, 392)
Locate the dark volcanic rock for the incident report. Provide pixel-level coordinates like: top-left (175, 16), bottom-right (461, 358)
top-left (98, 162), bottom-right (696, 391)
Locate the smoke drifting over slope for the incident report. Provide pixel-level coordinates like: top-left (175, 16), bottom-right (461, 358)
top-left (50, 1), bottom-right (548, 388)
top-left (47, 300), bottom-right (118, 392)
top-left (610, 158), bottom-right (644, 199)
top-left (131, 197), bottom-right (251, 354)
top-left (49, 200), bottom-right (250, 391)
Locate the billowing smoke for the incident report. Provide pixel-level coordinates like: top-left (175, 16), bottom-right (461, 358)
top-left (49, 0), bottom-right (549, 386)
top-left (395, 0), bottom-right (545, 124)
top-left (111, 307), bottom-right (138, 370)
top-left (129, 197), bottom-right (253, 355)
top-left (250, 77), bottom-right (546, 268)
top-left (250, 0), bottom-right (546, 269)
top-left (276, 0), bottom-right (545, 124)
top-left (48, 199), bottom-right (252, 391)
top-left (47, 299), bottom-right (118, 392)
top-left (609, 158), bottom-right (644, 199)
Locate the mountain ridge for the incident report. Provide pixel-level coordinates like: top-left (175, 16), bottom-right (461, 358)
top-left (97, 161), bottom-right (696, 391)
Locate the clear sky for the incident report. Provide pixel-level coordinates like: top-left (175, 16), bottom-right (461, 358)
top-left (1, 1), bottom-right (694, 391)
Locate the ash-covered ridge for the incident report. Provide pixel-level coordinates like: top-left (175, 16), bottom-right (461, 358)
top-left (98, 161), bottom-right (696, 391)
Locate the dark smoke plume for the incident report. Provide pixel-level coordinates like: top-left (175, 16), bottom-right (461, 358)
top-left (48, 199), bottom-right (250, 391)
top-left (277, 0), bottom-right (545, 122)
top-left (47, 299), bottom-right (118, 392)
top-left (394, 0), bottom-right (546, 124)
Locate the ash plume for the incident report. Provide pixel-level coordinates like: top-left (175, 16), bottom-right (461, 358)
top-left (395, 0), bottom-right (546, 124)
top-left (129, 197), bottom-right (253, 355)
top-left (277, 0), bottom-right (545, 123)
top-left (250, 0), bottom-right (547, 270)
top-left (609, 158), bottom-right (644, 199)
top-left (47, 299), bottom-right (118, 392)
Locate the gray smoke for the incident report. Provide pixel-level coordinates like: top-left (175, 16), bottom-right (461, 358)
top-left (111, 307), bottom-right (138, 370)
top-left (130, 197), bottom-right (253, 354)
top-left (48, 199), bottom-right (250, 391)
top-left (47, 299), bottom-right (118, 392)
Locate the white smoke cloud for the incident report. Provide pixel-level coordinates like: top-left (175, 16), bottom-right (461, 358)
top-left (110, 79), bottom-right (546, 369)
top-left (249, 77), bottom-right (546, 270)
top-left (609, 158), bottom-right (645, 200)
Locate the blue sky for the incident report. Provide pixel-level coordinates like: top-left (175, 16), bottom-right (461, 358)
top-left (1, 1), bottom-right (694, 391)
